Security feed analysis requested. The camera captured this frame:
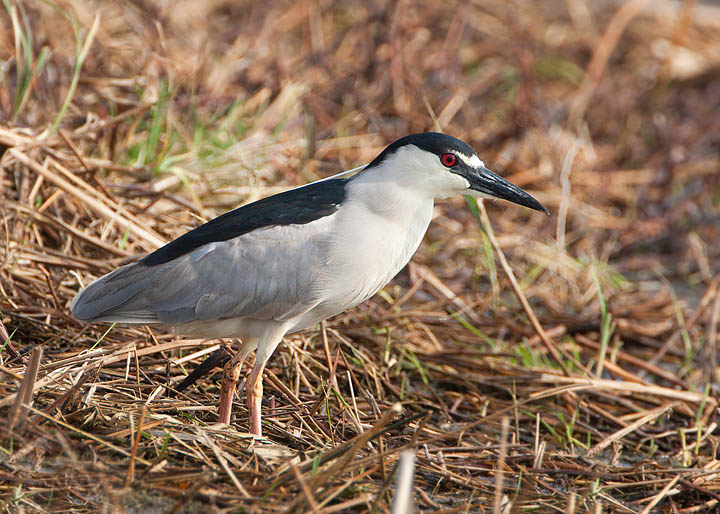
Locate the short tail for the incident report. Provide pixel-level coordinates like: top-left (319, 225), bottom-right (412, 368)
top-left (70, 262), bottom-right (160, 323)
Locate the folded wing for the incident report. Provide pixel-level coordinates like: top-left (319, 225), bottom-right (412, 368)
top-left (70, 219), bottom-right (333, 325)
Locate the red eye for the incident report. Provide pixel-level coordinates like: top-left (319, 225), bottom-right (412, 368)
top-left (441, 153), bottom-right (457, 167)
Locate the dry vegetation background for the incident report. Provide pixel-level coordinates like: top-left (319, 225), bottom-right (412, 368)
top-left (1, 0), bottom-right (720, 512)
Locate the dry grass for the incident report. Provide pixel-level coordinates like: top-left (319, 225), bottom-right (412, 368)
top-left (1, 0), bottom-right (720, 512)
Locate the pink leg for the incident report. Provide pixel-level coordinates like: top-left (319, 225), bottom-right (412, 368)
top-left (246, 361), bottom-right (266, 436)
top-left (218, 342), bottom-right (254, 424)
top-left (245, 331), bottom-right (285, 436)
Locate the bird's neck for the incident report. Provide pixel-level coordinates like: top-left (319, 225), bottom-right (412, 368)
top-left (347, 169), bottom-right (435, 220)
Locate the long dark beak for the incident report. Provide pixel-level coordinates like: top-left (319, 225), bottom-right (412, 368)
top-left (469, 166), bottom-right (549, 214)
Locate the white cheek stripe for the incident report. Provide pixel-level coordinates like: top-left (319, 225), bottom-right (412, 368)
top-left (458, 152), bottom-right (484, 169)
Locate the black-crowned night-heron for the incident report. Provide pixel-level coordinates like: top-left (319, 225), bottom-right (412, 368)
top-left (71, 132), bottom-right (547, 436)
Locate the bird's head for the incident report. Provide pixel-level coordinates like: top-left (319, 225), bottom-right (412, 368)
top-left (365, 132), bottom-right (548, 214)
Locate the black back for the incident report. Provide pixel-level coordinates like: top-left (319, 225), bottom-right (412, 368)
top-left (142, 178), bottom-right (348, 266)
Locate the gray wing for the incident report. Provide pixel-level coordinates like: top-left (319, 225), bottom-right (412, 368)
top-left (70, 219), bottom-right (333, 325)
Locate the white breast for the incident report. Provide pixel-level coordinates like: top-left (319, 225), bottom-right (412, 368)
top-left (289, 177), bottom-right (434, 331)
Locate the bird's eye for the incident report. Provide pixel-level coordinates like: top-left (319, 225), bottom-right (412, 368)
top-left (440, 153), bottom-right (458, 167)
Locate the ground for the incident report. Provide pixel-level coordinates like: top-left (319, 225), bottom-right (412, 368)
top-left (1, 0), bottom-right (720, 512)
